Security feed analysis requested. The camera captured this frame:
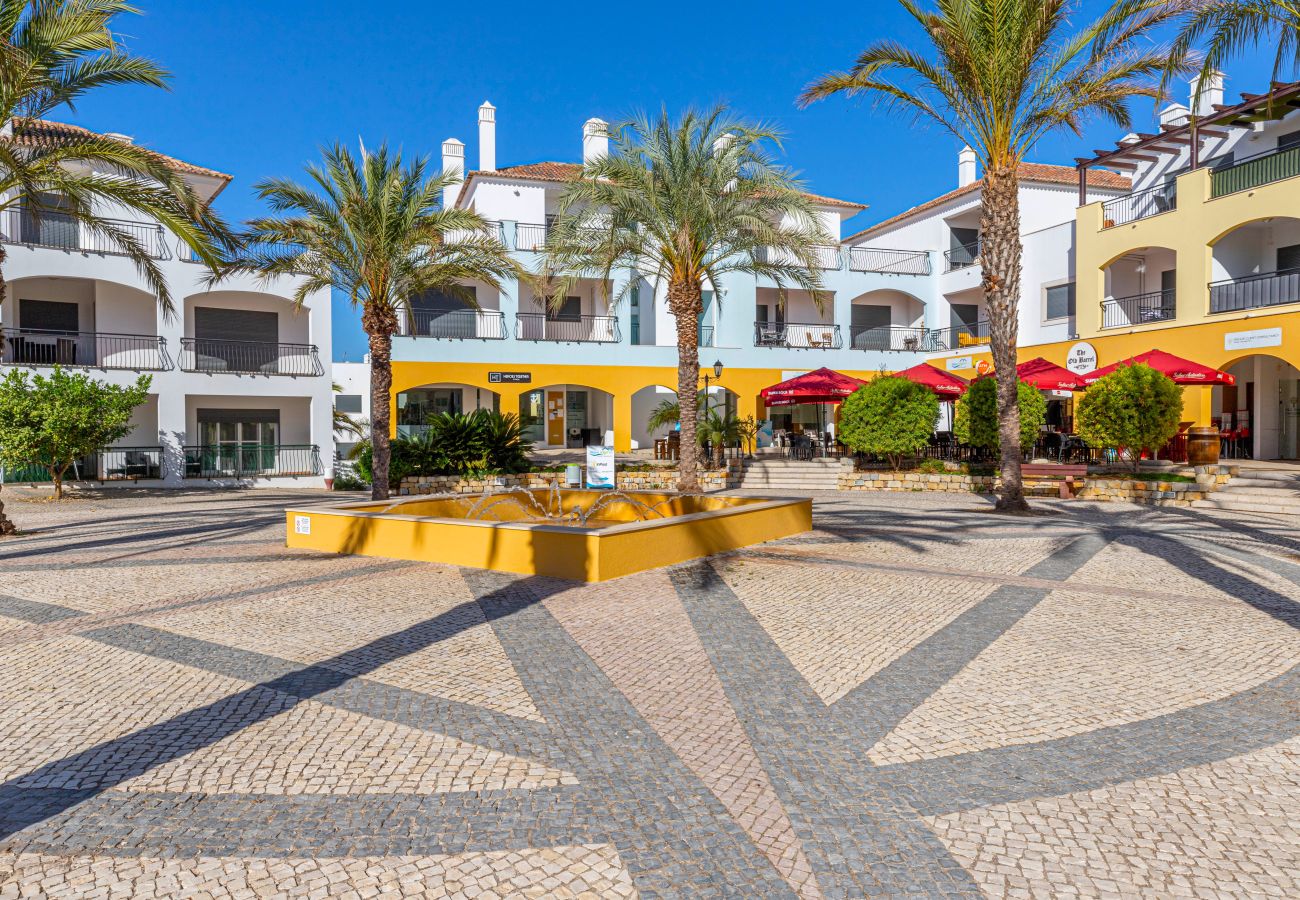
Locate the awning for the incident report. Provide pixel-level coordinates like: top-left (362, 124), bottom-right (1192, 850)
top-left (760, 367), bottom-right (866, 406)
top-left (892, 363), bottom-right (968, 396)
top-left (1080, 350), bottom-right (1236, 386)
top-left (1016, 357), bottom-right (1086, 391)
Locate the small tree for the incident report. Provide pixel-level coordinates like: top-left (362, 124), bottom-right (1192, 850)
top-left (1075, 363), bottom-right (1183, 473)
top-left (839, 376), bottom-right (939, 470)
top-left (955, 377), bottom-right (1046, 455)
top-left (0, 368), bottom-right (150, 499)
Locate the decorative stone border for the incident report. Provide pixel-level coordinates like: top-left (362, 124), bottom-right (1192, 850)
top-left (839, 472), bottom-right (997, 494)
top-left (399, 463), bottom-right (739, 497)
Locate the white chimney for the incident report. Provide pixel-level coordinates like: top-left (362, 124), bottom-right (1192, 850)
top-left (104, 132), bottom-right (134, 144)
top-left (1189, 71), bottom-right (1225, 117)
top-left (441, 138), bottom-right (464, 207)
top-left (1159, 103), bottom-right (1191, 127)
top-left (958, 146), bottom-right (977, 187)
top-left (582, 118), bottom-right (608, 164)
top-left (478, 101), bottom-right (496, 172)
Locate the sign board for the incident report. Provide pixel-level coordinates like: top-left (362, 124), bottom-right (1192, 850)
top-left (1065, 341), bottom-right (1098, 375)
top-left (585, 445), bottom-right (615, 490)
top-left (1224, 327), bottom-right (1282, 352)
top-left (489, 371), bottom-right (532, 384)
top-left (294, 515), bottom-right (311, 535)
top-left (945, 357), bottom-right (973, 371)
top-left (975, 359), bottom-right (992, 376)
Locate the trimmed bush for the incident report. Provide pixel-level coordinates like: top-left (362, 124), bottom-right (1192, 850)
top-left (839, 375), bottom-right (940, 470)
top-left (1075, 363), bottom-right (1183, 472)
top-left (954, 377), bottom-right (1046, 453)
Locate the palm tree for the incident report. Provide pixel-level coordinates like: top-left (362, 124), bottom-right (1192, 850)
top-left (542, 107), bottom-right (831, 492)
top-left (697, 407), bottom-right (743, 469)
top-left (800, 0), bottom-right (1185, 511)
top-left (0, 0), bottom-right (235, 535)
top-left (1149, 1), bottom-right (1300, 96)
top-left (227, 144), bottom-right (517, 500)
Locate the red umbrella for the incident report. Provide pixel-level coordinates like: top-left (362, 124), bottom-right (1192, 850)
top-left (1017, 357), bottom-right (1085, 391)
top-left (760, 367), bottom-right (866, 406)
top-left (1080, 350), bottom-right (1235, 386)
top-left (892, 363), bottom-right (969, 396)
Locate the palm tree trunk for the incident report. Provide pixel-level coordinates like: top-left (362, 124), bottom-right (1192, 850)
top-left (364, 306), bottom-right (399, 501)
top-left (980, 163), bottom-right (1029, 513)
top-left (668, 279), bottom-right (703, 493)
top-left (0, 247), bottom-right (15, 536)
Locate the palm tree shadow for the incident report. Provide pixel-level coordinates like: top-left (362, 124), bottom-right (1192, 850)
top-left (0, 571), bottom-right (569, 841)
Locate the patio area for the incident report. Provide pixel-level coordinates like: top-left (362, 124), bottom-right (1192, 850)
top-left (0, 487), bottom-right (1296, 897)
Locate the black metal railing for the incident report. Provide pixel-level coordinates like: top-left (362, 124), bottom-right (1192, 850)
top-left (1209, 268), bottom-right (1300, 314)
top-left (1101, 182), bottom-right (1176, 228)
top-left (927, 319), bottom-right (992, 350)
top-left (2, 446), bottom-right (164, 482)
top-left (515, 222), bottom-right (548, 251)
top-left (0, 207), bottom-right (169, 258)
top-left (1210, 145), bottom-right (1300, 198)
top-left (758, 245), bottom-right (843, 269)
top-left (179, 338), bottom-right (324, 376)
top-left (753, 321), bottom-right (843, 349)
top-left (849, 324), bottom-right (930, 352)
top-left (944, 240), bottom-right (980, 271)
top-left (848, 246), bottom-right (931, 275)
top-left (1, 328), bottom-right (171, 370)
top-left (407, 308), bottom-right (508, 339)
top-left (1101, 289), bottom-right (1177, 328)
top-left (515, 313), bottom-right (621, 343)
top-left (181, 239), bottom-right (303, 265)
top-left (183, 444), bottom-right (320, 479)
top-left (698, 324), bottom-right (715, 347)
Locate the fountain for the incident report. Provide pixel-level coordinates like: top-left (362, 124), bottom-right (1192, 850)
top-left (285, 481), bottom-right (811, 582)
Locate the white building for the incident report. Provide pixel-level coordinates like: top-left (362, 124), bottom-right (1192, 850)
top-left (0, 120), bottom-right (333, 488)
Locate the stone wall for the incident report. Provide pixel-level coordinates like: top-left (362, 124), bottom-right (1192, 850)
top-left (398, 464), bottom-right (736, 497)
top-left (838, 471), bottom-right (997, 493)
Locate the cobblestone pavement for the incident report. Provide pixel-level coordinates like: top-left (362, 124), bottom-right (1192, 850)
top-left (0, 486), bottom-right (1297, 898)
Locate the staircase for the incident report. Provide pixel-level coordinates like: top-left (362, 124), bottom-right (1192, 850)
top-left (1191, 467), bottom-right (1300, 516)
top-left (737, 457), bottom-right (848, 493)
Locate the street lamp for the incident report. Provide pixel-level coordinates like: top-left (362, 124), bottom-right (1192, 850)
top-left (701, 359), bottom-right (724, 414)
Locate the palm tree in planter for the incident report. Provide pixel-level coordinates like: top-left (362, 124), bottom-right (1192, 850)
top-left (227, 144), bottom-right (517, 500)
top-left (800, 0), bottom-right (1185, 511)
top-left (541, 107), bottom-right (831, 492)
top-left (0, 0), bottom-right (236, 534)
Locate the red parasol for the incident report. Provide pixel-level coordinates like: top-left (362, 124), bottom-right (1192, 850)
top-left (760, 367), bottom-right (866, 406)
top-left (1016, 357), bottom-right (1086, 391)
top-left (1080, 350), bottom-right (1235, 386)
top-left (892, 363), bottom-right (969, 396)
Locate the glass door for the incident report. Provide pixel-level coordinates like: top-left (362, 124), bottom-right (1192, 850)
top-left (201, 420), bottom-right (278, 475)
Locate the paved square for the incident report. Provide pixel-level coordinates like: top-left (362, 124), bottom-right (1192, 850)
top-left (0, 486), bottom-right (1297, 898)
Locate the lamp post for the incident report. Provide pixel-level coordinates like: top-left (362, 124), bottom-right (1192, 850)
top-left (701, 359), bottom-right (724, 416)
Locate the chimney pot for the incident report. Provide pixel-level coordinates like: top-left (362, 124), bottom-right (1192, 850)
top-left (478, 101), bottom-right (496, 173)
top-left (958, 146), bottom-right (978, 188)
top-left (582, 118), bottom-right (608, 164)
top-left (441, 138), bottom-right (465, 207)
top-left (104, 132), bottom-right (133, 144)
top-left (1188, 71), bottom-right (1225, 117)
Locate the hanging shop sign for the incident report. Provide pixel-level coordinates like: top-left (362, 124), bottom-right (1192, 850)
top-left (1065, 342), bottom-right (1097, 375)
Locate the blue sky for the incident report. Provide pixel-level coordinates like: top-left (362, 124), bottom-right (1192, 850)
top-left (66, 1), bottom-right (1276, 360)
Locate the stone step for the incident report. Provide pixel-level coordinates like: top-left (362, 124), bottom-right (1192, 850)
top-left (1225, 470), bottom-right (1300, 485)
top-left (1191, 495), bottom-right (1300, 514)
top-left (1212, 484), bottom-right (1300, 498)
top-left (1224, 477), bottom-right (1300, 490)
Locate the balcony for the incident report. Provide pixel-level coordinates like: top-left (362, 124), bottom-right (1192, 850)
top-left (1100, 290), bottom-right (1176, 329)
top-left (1210, 145), bottom-right (1300, 198)
top-left (944, 240), bottom-right (980, 272)
top-left (183, 444), bottom-right (321, 478)
top-left (1101, 182), bottom-right (1176, 228)
top-left (0, 207), bottom-right (168, 259)
top-left (753, 321), bottom-right (843, 349)
top-left (515, 222), bottom-right (549, 251)
top-left (3, 446), bottom-right (163, 483)
top-left (515, 313), bottom-right (620, 343)
top-left (757, 245), bottom-right (843, 270)
top-left (849, 325), bottom-right (931, 352)
top-left (929, 319), bottom-right (992, 350)
top-left (1209, 269), bottom-right (1300, 314)
top-left (179, 338), bottom-right (324, 376)
top-left (698, 324), bottom-right (715, 347)
top-left (848, 247), bottom-right (931, 275)
top-left (407, 309), bottom-right (508, 339)
top-left (1, 328), bottom-right (171, 370)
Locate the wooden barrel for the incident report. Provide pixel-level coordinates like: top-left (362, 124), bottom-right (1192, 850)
top-left (1186, 427), bottom-right (1220, 466)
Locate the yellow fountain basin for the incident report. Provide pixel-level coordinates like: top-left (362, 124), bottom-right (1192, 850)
top-left (285, 489), bottom-right (811, 582)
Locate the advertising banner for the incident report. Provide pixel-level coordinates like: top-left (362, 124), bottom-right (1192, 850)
top-left (585, 445), bottom-right (615, 490)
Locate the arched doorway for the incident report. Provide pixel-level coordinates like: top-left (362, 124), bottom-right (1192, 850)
top-left (1216, 354), bottom-right (1300, 460)
top-left (520, 384), bottom-right (615, 449)
top-left (396, 383), bottom-right (501, 439)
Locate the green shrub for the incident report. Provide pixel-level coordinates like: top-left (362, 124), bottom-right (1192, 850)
top-left (954, 377), bottom-right (1046, 453)
top-left (916, 458), bottom-right (947, 474)
top-left (1076, 363), bottom-right (1183, 472)
top-left (839, 376), bottom-right (939, 471)
top-left (350, 410), bottom-right (534, 487)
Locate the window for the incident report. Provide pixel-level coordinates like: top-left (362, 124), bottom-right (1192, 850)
top-left (950, 303), bottom-right (980, 330)
top-left (334, 394), bottom-right (363, 414)
top-left (20, 192), bottom-right (77, 249)
top-left (1278, 131), bottom-right (1300, 151)
top-left (546, 296), bottom-right (581, 321)
top-left (409, 287), bottom-right (476, 335)
top-left (19, 298), bottom-right (79, 332)
top-left (1044, 283), bottom-right (1076, 322)
top-left (1278, 243), bottom-right (1300, 272)
top-left (194, 307), bottom-right (278, 343)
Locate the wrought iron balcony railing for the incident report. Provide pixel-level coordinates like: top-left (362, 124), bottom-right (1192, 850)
top-left (1101, 182), bottom-right (1177, 228)
top-left (180, 338), bottom-right (324, 376)
top-left (515, 313), bottom-right (621, 343)
top-left (943, 240), bottom-right (981, 272)
top-left (848, 246), bottom-right (931, 275)
top-left (407, 308), bottom-right (508, 339)
top-left (1209, 268), bottom-right (1300, 314)
top-left (753, 321), bottom-right (843, 349)
top-left (757, 245), bottom-right (843, 270)
top-left (514, 222), bottom-right (548, 251)
top-left (927, 319), bottom-right (992, 351)
top-left (848, 324), bottom-right (931, 352)
top-left (183, 444), bottom-right (321, 479)
top-left (0, 207), bottom-right (168, 258)
top-left (1100, 289), bottom-right (1177, 328)
top-left (1, 328), bottom-right (171, 370)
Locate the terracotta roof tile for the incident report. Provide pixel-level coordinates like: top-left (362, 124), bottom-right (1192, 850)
top-left (843, 163), bottom-right (1129, 244)
top-left (9, 118), bottom-right (232, 182)
top-left (459, 161), bottom-right (866, 210)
